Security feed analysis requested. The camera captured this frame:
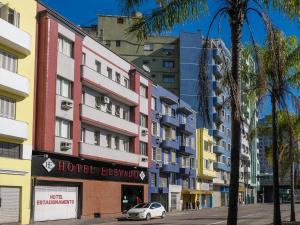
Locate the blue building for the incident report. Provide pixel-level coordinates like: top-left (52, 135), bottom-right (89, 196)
top-left (149, 84), bottom-right (197, 211)
top-left (179, 31), bottom-right (231, 207)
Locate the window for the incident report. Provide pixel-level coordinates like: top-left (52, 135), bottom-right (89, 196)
top-left (117, 17), bottom-right (124, 24)
top-left (115, 72), bottom-right (121, 83)
top-left (164, 151), bottom-right (169, 164)
top-left (163, 60), bottom-right (175, 68)
top-left (115, 136), bottom-right (120, 150)
top-left (143, 60), bottom-right (150, 64)
top-left (115, 105), bottom-right (120, 117)
top-left (58, 36), bottom-right (74, 58)
top-left (171, 108), bottom-right (176, 117)
top-left (124, 78), bottom-right (129, 88)
top-left (123, 110), bottom-right (129, 121)
top-left (204, 141), bottom-right (209, 151)
top-left (151, 173), bottom-right (157, 187)
top-left (204, 159), bottom-right (210, 169)
top-left (181, 133), bottom-right (188, 146)
top-left (81, 128), bottom-right (85, 142)
top-left (81, 91), bottom-right (85, 104)
top-left (140, 142), bottom-right (147, 156)
top-left (0, 96), bottom-right (15, 119)
top-left (190, 158), bottom-right (195, 169)
top-left (152, 122), bottom-right (157, 136)
top-left (159, 176), bottom-right (168, 188)
top-left (163, 74), bottom-right (175, 83)
top-left (0, 141), bottom-right (21, 159)
top-left (82, 53), bottom-right (86, 65)
top-left (106, 102), bottom-right (112, 114)
top-left (106, 134), bottom-right (112, 148)
top-left (0, 49), bottom-right (17, 73)
top-left (7, 8), bottom-right (19, 27)
top-left (163, 44), bottom-right (176, 50)
top-left (171, 151), bottom-right (176, 163)
top-left (151, 97), bottom-right (157, 110)
top-left (144, 43), bottom-right (154, 51)
top-left (56, 77), bottom-right (72, 99)
top-left (95, 60), bottom-right (101, 73)
top-left (107, 67), bottom-right (112, 79)
top-left (94, 131), bottom-right (100, 145)
top-left (123, 140), bottom-right (129, 152)
top-left (228, 144), bottom-right (231, 151)
top-left (170, 173), bottom-right (176, 185)
top-left (140, 84), bottom-right (147, 98)
top-left (140, 114), bottom-right (148, 128)
top-left (55, 118), bottom-right (71, 139)
top-left (116, 40), bottom-right (121, 47)
top-left (153, 148), bottom-right (162, 161)
top-left (182, 114), bottom-right (187, 124)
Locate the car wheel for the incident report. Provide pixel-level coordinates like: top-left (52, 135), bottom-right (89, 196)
top-left (146, 213), bottom-right (151, 221)
top-left (161, 211), bottom-right (166, 219)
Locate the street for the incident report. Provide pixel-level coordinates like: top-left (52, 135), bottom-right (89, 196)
top-left (110, 204), bottom-right (300, 225)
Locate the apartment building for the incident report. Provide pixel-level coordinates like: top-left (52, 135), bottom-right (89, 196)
top-left (82, 15), bottom-right (180, 95)
top-left (149, 85), bottom-right (196, 211)
top-left (0, 1), bottom-right (36, 224)
top-left (31, 4), bottom-right (152, 221)
top-left (179, 31), bottom-right (231, 207)
top-left (196, 128), bottom-right (216, 208)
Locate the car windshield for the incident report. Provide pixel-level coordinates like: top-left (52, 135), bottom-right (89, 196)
top-left (134, 203), bottom-right (151, 208)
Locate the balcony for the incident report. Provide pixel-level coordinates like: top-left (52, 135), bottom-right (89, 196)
top-left (241, 151), bottom-right (251, 161)
top-left (213, 96), bottom-right (223, 107)
top-left (200, 182), bottom-right (214, 191)
top-left (81, 104), bottom-right (138, 136)
top-left (213, 113), bottom-right (224, 125)
top-left (213, 48), bottom-right (223, 63)
top-left (161, 163), bottom-right (179, 173)
top-left (179, 123), bottom-right (194, 134)
top-left (0, 18), bottom-right (31, 55)
top-left (213, 81), bottom-right (222, 94)
top-left (161, 115), bottom-right (179, 127)
top-left (213, 129), bottom-right (225, 139)
top-left (0, 117), bottom-right (28, 140)
top-left (80, 142), bottom-right (148, 168)
top-left (0, 68), bottom-right (29, 97)
top-left (161, 139), bottom-right (179, 150)
top-left (213, 65), bottom-right (223, 79)
top-left (213, 145), bottom-right (229, 156)
top-left (179, 145), bottom-right (195, 155)
top-left (81, 65), bottom-right (139, 106)
top-left (244, 167), bottom-right (250, 173)
top-left (214, 162), bottom-right (230, 172)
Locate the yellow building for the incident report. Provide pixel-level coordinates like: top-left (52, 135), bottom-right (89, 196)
top-left (196, 128), bottom-right (216, 208)
top-left (0, 1), bottom-right (36, 224)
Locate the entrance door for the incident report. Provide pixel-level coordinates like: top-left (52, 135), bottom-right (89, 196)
top-left (170, 193), bottom-right (177, 210)
top-left (121, 185), bottom-right (144, 212)
top-left (34, 186), bottom-right (78, 221)
top-left (0, 187), bottom-right (20, 224)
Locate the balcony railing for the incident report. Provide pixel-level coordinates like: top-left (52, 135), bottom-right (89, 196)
top-left (214, 162), bottom-right (230, 172)
top-left (161, 139), bottom-right (179, 150)
top-left (0, 116), bottom-right (28, 140)
top-left (179, 123), bottom-right (194, 134)
top-left (213, 145), bottom-right (229, 156)
top-left (81, 104), bottom-right (138, 136)
top-left (161, 163), bottom-right (179, 173)
top-left (161, 115), bottom-right (179, 127)
top-left (81, 65), bottom-right (139, 105)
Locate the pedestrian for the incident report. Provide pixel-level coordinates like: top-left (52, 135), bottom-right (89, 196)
top-left (196, 199), bottom-right (200, 210)
top-left (135, 196), bottom-right (142, 205)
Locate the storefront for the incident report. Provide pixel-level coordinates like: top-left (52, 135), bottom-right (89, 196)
top-left (200, 192), bottom-right (212, 208)
top-left (220, 186), bottom-right (229, 206)
top-left (181, 189), bottom-right (199, 210)
top-left (238, 185), bottom-right (245, 204)
top-left (31, 152), bottom-right (148, 221)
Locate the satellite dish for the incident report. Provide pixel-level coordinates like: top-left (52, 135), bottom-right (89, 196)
top-left (142, 64), bottom-right (151, 73)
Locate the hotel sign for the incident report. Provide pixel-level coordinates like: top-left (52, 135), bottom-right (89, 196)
top-left (32, 153), bottom-right (148, 184)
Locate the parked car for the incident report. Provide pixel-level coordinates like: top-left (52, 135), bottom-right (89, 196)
top-left (127, 202), bottom-right (166, 220)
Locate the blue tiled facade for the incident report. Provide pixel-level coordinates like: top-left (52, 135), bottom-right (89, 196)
top-left (179, 31), bottom-right (231, 206)
top-left (149, 84), bottom-right (196, 211)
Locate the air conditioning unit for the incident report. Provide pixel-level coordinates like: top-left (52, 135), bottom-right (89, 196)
top-left (141, 157), bottom-right (148, 162)
top-left (156, 137), bottom-right (162, 143)
top-left (156, 112), bottom-right (162, 119)
top-left (61, 100), bottom-right (73, 110)
top-left (142, 130), bottom-right (148, 136)
top-left (101, 96), bottom-right (110, 104)
top-left (156, 162), bottom-right (163, 168)
top-left (60, 142), bottom-right (72, 150)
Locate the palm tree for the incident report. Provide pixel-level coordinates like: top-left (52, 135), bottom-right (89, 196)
top-left (255, 32), bottom-right (300, 223)
top-left (120, 1), bottom-right (300, 224)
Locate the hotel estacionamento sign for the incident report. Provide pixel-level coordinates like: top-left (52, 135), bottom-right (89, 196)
top-left (32, 152), bottom-right (147, 184)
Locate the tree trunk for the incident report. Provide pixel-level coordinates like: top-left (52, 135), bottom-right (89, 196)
top-left (227, 6), bottom-right (243, 225)
top-left (271, 92), bottom-right (282, 225)
top-left (290, 161), bottom-right (295, 221)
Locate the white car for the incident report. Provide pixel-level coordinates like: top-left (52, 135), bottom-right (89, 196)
top-left (127, 202), bottom-right (166, 220)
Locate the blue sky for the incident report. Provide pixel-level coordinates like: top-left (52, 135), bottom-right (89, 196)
top-left (41, 0), bottom-right (300, 116)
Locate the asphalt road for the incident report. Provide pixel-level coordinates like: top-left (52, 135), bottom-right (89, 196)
top-left (104, 203), bottom-right (300, 225)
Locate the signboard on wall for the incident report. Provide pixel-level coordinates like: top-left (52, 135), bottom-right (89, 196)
top-left (32, 152), bottom-right (148, 183)
top-left (34, 186), bottom-right (78, 221)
